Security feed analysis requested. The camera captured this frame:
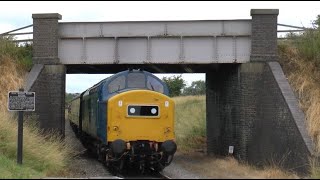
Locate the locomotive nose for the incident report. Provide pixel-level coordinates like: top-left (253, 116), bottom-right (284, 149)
top-left (161, 140), bottom-right (177, 155)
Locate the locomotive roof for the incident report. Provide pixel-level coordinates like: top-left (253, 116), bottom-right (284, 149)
top-left (80, 69), bottom-right (167, 97)
top-left (88, 69), bottom-right (145, 91)
top-left (71, 69), bottom-right (169, 101)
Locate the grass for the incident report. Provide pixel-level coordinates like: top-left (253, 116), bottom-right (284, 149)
top-left (278, 42), bottom-right (320, 178)
top-left (176, 154), bottom-right (299, 179)
top-left (0, 154), bottom-right (43, 179)
top-left (0, 39), bottom-right (73, 178)
top-left (277, 17), bottom-right (320, 177)
top-left (0, 112), bottom-right (72, 177)
top-left (279, 43), bottom-right (320, 152)
top-left (173, 95), bottom-right (206, 153)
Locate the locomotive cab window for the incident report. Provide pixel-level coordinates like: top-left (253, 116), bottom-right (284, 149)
top-left (127, 73), bottom-right (146, 88)
top-left (147, 76), bottom-right (164, 93)
top-left (108, 75), bottom-right (126, 93)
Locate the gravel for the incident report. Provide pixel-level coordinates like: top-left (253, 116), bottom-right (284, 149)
top-left (163, 161), bottom-right (206, 179)
top-left (63, 119), bottom-right (116, 179)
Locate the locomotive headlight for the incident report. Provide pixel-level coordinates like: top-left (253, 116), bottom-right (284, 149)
top-left (118, 100), bottom-right (123, 107)
top-left (127, 105), bottom-right (158, 116)
top-left (151, 108), bottom-right (157, 114)
top-left (130, 107), bottom-right (136, 114)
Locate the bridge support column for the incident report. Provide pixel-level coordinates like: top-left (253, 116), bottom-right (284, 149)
top-left (250, 9), bottom-right (279, 61)
top-left (206, 65), bottom-right (240, 156)
top-left (29, 13), bottom-right (65, 136)
top-left (206, 62), bottom-right (314, 174)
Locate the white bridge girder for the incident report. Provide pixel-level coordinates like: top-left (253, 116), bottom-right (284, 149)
top-left (58, 20), bottom-right (252, 64)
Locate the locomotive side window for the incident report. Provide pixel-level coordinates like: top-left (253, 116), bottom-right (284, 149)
top-left (108, 75), bottom-right (126, 93)
top-left (127, 73), bottom-right (145, 88)
top-left (147, 76), bottom-right (164, 93)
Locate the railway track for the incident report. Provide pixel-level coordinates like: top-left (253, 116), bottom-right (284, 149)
top-left (116, 172), bottom-right (170, 179)
top-left (76, 148), bottom-right (171, 179)
top-left (65, 120), bottom-right (172, 179)
top-left (114, 168), bottom-right (171, 179)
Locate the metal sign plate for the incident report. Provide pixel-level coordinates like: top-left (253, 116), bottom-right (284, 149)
top-left (8, 91), bottom-right (35, 111)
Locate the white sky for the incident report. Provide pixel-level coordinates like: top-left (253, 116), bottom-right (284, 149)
top-left (1, 1), bottom-right (319, 93)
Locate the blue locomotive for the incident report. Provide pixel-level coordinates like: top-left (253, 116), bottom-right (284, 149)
top-left (68, 69), bottom-right (177, 173)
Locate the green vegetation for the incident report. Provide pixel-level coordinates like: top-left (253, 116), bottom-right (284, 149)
top-left (0, 154), bottom-right (42, 178)
top-left (0, 38), bottom-right (72, 178)
top-left (66, 93), bottom-right (74, 103)
top-left (278, 15), bottom-right (320, 150)
top-left (173, 96), bottom-right (206, 152)
top-left (283, 15), bottom-right (320, 63)
top-left (65, 93), bottom-right (79, 107)
top-left (182, 80), bottom-right (206, 96)
top-left (0, 37), bottom-right (33, 72)
top-left (162, 75), bottom-right (206, 97)
top-left (278, 15), bottom-right (320, 178)
top-left (162, 75), bottom-right (186, 97)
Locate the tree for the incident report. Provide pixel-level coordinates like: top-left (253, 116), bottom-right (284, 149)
top-left (312, 14), bottom-right (320, 28)
top-left (162, 75), bottom-right (186, 97)
top-left (182, 80), bottom-right (206, 96)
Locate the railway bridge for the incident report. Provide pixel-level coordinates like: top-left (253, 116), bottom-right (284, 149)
top-left (24, 9), bottom-right (315, 174)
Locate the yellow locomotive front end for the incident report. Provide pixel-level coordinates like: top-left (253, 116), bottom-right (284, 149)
top-left (107, 89), bottom-right (176, 171)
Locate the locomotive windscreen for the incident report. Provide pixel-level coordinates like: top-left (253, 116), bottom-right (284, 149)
top-left (127, 105), bottom-right (159, 117)
top-left (127, 73), bottom-right (145, 88)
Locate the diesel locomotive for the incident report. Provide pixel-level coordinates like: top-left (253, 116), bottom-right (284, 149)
top-left (68, 69), bottom-right (177, 173)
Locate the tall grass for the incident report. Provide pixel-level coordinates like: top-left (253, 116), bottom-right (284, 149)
top-left (279, 38), bottom-right (320, 152)
top-left (173, 95), bottom-right (206, 152)
top-left (0, 39), bottom-right (72, 178)
top-left (278, 19), bottom-right (320, 177)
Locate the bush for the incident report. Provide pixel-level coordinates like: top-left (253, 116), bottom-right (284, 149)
top-left (162, 75), bottom-right (186, 97)
top-left (182, 80), bottom-right (206, 96)
top-left (0, 37), bottom-right (33, 72)
top-left (287, 15), bottom-right (320, 64)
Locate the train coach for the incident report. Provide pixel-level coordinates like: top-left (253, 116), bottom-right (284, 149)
top-left (68, 69), bottom-right (177, 173)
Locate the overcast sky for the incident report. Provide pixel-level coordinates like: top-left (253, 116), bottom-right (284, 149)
top-left (1, 1), bottom-right (319, 93)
